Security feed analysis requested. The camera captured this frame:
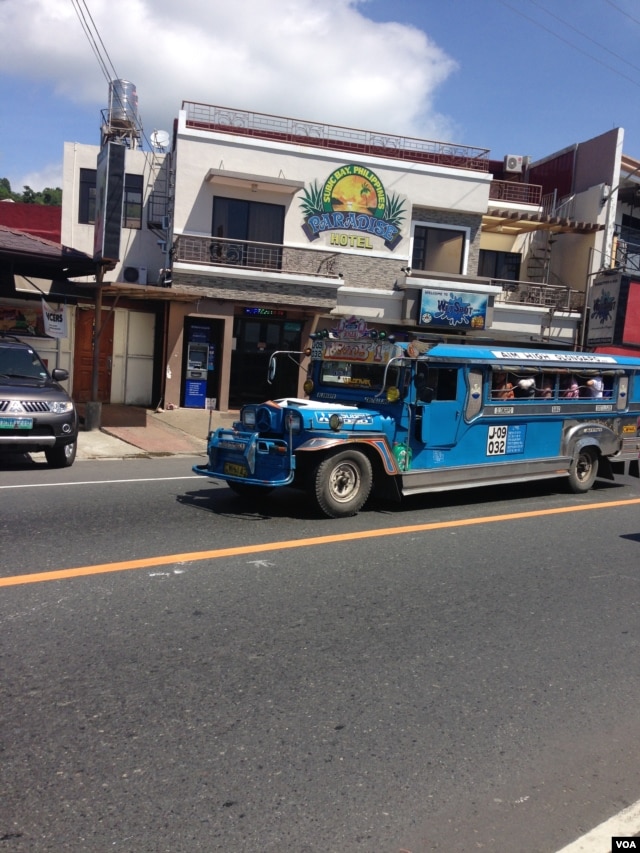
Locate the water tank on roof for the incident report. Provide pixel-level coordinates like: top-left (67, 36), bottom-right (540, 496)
top-left (108, 79), bottom-right (138, 129)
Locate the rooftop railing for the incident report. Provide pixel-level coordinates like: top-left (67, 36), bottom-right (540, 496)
top-left (182, 101), bottom-right (491, 172)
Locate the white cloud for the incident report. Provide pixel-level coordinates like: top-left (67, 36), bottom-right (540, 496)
top-left (18, 164), bottom-right (64, 193)
top-left (0, 0), bottom-right (458, 140)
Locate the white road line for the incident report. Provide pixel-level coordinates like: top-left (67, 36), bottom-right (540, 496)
top-left (0, 476), bottom-right (201, 489)
top-left (556, 799), bottom-right (640, 851)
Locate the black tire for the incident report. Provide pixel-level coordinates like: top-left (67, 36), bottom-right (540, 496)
top-left (567, 446), bottom-right (598, 493)
top-left (45, 440), bottom-right (77, 469)
top-left (312, 449), bottom-right (373, 518)
top-left (227, 481), bottom-right (274, 500)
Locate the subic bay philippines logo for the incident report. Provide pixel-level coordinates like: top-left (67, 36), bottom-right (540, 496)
top-left (299, 165), bottom-right (405, 250)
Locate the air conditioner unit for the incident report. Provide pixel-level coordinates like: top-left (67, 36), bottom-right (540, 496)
top-left (123, 265), bottom-right (147, 284)
top-left (504, 154), bottom-right (524, 173)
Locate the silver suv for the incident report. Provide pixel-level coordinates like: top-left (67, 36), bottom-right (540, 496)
top-left (0, 334), bottom-right (78, 467)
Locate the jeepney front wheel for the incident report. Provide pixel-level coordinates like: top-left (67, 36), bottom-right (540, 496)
top-left (313, 449), bottom-right (373, 518)
top-left (567, 446), bottom-right (598, 493)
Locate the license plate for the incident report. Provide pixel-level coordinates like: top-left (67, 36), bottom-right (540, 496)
top-left (224, 462), bottom-right (247, 478)
top-left (0, 416), bottom-right (33, 429)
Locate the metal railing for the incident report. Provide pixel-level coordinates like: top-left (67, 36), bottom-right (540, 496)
top-left (173, 234), bottom-right (339, 278)
top-left (182, 101), bottom-right (491, 172)
top-left (489, 180), bottom-right (543, 206)
top-left (493, 278), bottom-right (583, 312)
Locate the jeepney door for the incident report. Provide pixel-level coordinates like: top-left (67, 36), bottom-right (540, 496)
top-left (416, 366), bottom-right (461, 447)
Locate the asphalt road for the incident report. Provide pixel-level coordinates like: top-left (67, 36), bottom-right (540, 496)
top-left (2, 456), bottom-right (640, 852)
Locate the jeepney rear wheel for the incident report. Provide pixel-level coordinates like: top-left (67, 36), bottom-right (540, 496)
top-left (228, 481), bottom-right (274, 501)
top-left (567, 446), bottom-right (598, 493)
top-left (313, 449), bottom-right (373, 518)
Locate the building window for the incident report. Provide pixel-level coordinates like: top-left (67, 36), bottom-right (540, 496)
top-left (79, 168), bottom-right (96, 224)
top-left (211, 197), bottom-right (285, 269)
top-left (123, 174), bottom-right (143, 230)
top-left (478, 250), bottom-right (521, 281)
top-left (78, 169), bottom-right (143, 230)
top-left (411, 224), bottom-right (466, 275)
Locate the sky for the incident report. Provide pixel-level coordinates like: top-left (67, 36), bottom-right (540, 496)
top-left (1, 0), bottom-right (640, 193)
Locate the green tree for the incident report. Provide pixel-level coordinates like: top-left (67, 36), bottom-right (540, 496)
top-left (0, 177), bottom-right (15, 201)
top-left (21, 186), bottom-right (37, 204)
top-left (0, 178), bottom-right (62, 205)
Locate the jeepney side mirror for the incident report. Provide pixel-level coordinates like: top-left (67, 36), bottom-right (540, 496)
top-left (268, 356), bottom-right (276, 384)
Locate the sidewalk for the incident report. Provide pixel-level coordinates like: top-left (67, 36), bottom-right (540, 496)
top-left (76, 404), bottom-right (238, 460)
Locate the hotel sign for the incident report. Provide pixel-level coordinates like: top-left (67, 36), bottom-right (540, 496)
top-left (299, 164), bottom-right (406, 250)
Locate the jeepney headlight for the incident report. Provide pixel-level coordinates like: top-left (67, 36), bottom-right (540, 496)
top-left (329, 413), bottom-right (343, 431)
top-left (386, 386), bottom-right (400, 403)
top-left (285, 411), bottom-right (302, 433)
top-left (303, 378), bottom-right (314, 396)
top-left (242, 407), bottom-right (257, 428)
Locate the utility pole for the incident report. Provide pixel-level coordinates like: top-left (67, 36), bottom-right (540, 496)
top-left (84, 262), bottom-right (107, 431)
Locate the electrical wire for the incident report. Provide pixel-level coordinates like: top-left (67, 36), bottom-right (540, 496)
top-left (498, 0), bottom-right (640, 89)
top-left (69, 0), bottom-right (114, 83)
top-left (601, 0), bottom-right (640, 29)
top-left (526, 0), bottom-right (640, 77)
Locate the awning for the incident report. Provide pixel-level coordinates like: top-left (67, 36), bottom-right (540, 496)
top-left (483, 209), bottom-right (603, 235)
top-left (205, 169), bottom-right (305, 194)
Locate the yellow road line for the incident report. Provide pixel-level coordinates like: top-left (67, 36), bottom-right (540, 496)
top-left (3, 497), bottom-right (640, 588)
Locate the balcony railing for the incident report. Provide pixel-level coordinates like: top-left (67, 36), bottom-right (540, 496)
top-left (493, 278), bottom-right (583, 312)
top-left (489, 180), bottom-right (543, 206)
top-left (182, 101), bottom-right (491, 172)
top-left (173, 234), bottom-right (340, 278)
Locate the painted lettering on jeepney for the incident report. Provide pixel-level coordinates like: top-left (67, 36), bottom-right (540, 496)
top-left (322, 340), bottom-right (391, 363)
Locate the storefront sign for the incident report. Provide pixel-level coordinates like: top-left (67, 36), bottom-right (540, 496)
top-left (0, 301), bottom-right (45, 336)
top-left (299, 164), bottom-right (406, 250)
top-left (243, 307), bottom-right (287, 317)
top-left (419, 289), bottom-right (487, 329)
top-left (587, 276), bottom-right (619, 346)
top-left (42, 299), bottom-right (68, 338)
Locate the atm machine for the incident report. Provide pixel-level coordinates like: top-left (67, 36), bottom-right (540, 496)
top-left (182, 321), bottom-right (221, 409)
top-left (184, 336), bottom-right (209, 408)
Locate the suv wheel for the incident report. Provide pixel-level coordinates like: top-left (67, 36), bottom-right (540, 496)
top-left (45, 440), bottom-right (77, 469)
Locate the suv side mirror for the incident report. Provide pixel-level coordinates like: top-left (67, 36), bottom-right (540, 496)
top-left (51, 368), bottom-right (69, 381)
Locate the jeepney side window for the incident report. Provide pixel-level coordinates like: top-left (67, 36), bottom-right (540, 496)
top-left (436, 367), bottom-right (458, 400)
top-left (538, 373), bottom-right (556, 398)
top-left (417, 366), bottom-right (458, 401)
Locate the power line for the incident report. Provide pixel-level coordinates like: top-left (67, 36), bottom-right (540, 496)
top-left (499, 0), bottom-right (640, 90)
top-left (526, 0), bottom-right (640, 77)
top-left (75, 0), bottom-right (119, 81)
top-left (601, 0), bottom-right (640, 29)
top-left (69, 0), bottom-right (114, 83)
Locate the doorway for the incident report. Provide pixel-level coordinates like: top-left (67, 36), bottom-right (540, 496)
top-left (229, 317), bottom-right (303, 407)
top-left (72, 306), bottom-right (114, 402)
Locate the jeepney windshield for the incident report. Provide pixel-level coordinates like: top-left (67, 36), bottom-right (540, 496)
top-left (319, 360), bottom-right (400, 391)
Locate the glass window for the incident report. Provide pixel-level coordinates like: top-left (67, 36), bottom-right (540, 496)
top-left (478, 249), bottom-right (521, 280)
top-left (78, 169), bottom-right (143, 229)
top-left (123, 174), bottom-right (143, 230)
top-left (412, 225), bottom-right (465, 274)
top-left (212, 197), bottom-right (285, 269)
top-left (79, 168), bottom-right (97, 224)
